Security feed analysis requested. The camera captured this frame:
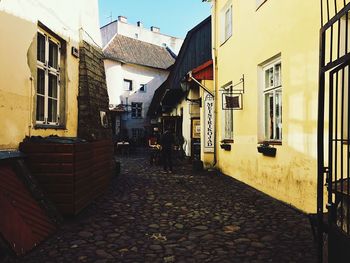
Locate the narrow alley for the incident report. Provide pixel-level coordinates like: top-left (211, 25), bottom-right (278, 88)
top-left (10, 149), bottom-right (317, 263)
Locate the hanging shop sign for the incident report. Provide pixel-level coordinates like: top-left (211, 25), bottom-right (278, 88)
top-left (204, 92), bottom-right (215, 153)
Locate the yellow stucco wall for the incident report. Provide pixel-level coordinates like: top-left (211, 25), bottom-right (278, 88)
top-left (213, 0), bottom-right (320, 212)
top-left (0, 11), bottom-right (79, 150)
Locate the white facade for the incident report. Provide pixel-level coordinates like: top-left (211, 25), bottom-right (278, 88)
top-left (0, 0), bottom-right (102, 46)
top-left (104, 59), bottom-right (169, 139)
top-left (101, 16), bottom-right (183, 142)
top-left (101, 17), bottom-right (183, 54)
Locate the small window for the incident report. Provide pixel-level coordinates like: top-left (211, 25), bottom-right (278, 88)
top-left (123, 79), bottom-right (132, 91)
top-left (220, 1), bottom-right (232, 44)
top-left (140, 84), bottom-right (147, 92)
top-left (262, 58), bottom-right (282, 142)
top-left (131, 102), bottom-right (142, 118)
top-left (36, 29), bottom-right (61, 126)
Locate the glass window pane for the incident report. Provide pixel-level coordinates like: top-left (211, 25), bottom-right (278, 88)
top-left (48, 74), bottom-right (58, 98)
top-left (276, 90), bottom-right (282, 140)
top-left (48, 98), bottom-right (58, 123)
top-left (265, 93), bottom-right (274, 139)
top-left (36, 95), bottom-right (45, 121)
top-left (265, 67), bottom-right (274, 89)
top-left (275, 63), bottom-right (281, 87)
top-left (123, 80), bottom-right (132, 91)
top-left (225, 7), bottom-right (232, 40)
top-left (37, 33), bottom-right (46, 63)
top-left (49, 40), bottom-right (59, 69)
top-left (37, 69), bottom-right (45, 95)
top-left (225, 109), bottom-right (233, 139)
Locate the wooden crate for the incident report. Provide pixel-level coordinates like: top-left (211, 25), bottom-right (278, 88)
top-left (20, 139), bottom-right (113, 216)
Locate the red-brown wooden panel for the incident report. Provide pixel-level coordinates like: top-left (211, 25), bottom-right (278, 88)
top-left (74, 143), bottom-right (91, 153)
top-left (20, 143), bottom-right (74, 153)
top-left (27, 153), bottom-right (75, 163)
top-left (48, 193), bottom-right (74, 204)
top-left (0, 164), bottom-right (56, 255)
top-left (34, 173), bottom-right (74, 184)
top-left (28, 163), bottom-right (74, 173)
top-left (21, 139), bottom-right (113, 216)
top-left (40, 184), bottom-right (74, 194)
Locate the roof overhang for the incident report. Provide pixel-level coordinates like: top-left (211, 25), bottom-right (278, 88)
top-left (192, 60), bottom-right (213, 80)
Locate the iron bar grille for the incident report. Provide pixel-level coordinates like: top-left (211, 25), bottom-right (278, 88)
top-left (327, 62), bottom-right (350, 236)
top-left (321, 2), bottom-right (350, 71)
top-left (320, 0), bottom-right (350, 235)
top-left (319, 1), bottom-right (350, 261)
top-left (321, 0), bottom-right (350, 26)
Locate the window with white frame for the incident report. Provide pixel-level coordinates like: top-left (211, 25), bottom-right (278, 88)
top-left (140, 84), bottom-right (147, 92)
top-left (36, 29), bottom-right (61, 125)
top-left (123, 79), bottom-right (132, 91)
top-left (221, 87), bottom-right (234, 141)
top-left (220, 1), bottom-right (232, 44)
top-left (262, 58), bottom-right (282, 141)
top-left (131, 102), bottom-right (142, 118)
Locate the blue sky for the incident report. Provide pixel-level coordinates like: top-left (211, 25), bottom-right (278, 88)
top-left (98, 0), bottom-right (211, 39)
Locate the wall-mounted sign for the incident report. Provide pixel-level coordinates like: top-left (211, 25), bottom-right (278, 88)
top-left (204, 92), bottom-right (214, 153)
top-left (222, 93), bottom-right (243, 110)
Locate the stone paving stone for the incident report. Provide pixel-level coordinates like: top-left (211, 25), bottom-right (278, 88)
top-left (9, 148), bottom-right (317, 262)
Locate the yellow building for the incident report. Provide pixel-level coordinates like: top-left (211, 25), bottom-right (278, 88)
top-left (211, 0), bottom-right (320, 212)
top-left (0, 0), bottom-right (102, 150)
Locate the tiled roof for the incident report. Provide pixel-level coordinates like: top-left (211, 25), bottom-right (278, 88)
top-left (103, 35), bottom-right (175, 69)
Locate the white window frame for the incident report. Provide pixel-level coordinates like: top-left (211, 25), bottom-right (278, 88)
top-left (123, 79), bottom-right (132, 91)
top-left (36, 28), bottom-right (61, 126)
top-left (221, 87), bottom-right (234, 142)
top-left (220, 1), bottom-right (232, 44)
top-left (262, 58), bottom-right (282, 142)
top-left (131, 102), bottom-right (142, 119)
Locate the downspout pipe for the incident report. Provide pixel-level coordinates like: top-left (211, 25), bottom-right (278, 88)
top-left (212, 0), bottom-right (218, 167)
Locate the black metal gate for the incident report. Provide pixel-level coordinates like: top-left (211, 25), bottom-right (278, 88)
top-left (319, 1), bottom-right (350, 262)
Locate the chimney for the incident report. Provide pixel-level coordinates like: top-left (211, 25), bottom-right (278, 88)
top-left (150, 26), bottom-right (160, 33)
top-left (137, 21), bottom-right (143, 27)
top-left (118, 16), bottom-right (127, 23)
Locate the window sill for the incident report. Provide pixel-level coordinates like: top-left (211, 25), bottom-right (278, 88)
top-left (258, 140), bottom-right (282, 146)
top-left (221, 139), bottom-right (234, 144)
top-left (34, 124), bottom-right (66, 130)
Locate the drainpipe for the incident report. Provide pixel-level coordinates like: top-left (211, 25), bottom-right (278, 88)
top-left (212, 0), bottom-right (218, 167)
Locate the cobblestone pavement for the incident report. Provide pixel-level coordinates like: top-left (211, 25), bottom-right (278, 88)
top-left (11, 150), bottom-right (317, 262)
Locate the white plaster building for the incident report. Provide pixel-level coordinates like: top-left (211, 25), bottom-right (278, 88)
top-left (101, 17), bottom-right (183, 143)
top-left (101, 16), bottom-right (183, 54)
